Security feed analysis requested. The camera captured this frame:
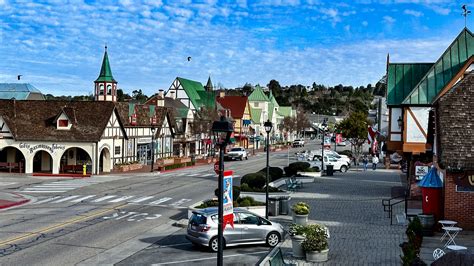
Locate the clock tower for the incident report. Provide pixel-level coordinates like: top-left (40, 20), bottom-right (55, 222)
top-left (94, 46), bottom-right (117, 102)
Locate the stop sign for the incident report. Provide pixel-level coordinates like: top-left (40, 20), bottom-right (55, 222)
top-left (214, 161), bottom-right (220, 175)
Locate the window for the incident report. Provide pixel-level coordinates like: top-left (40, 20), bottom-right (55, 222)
top-left (107, 85), bottom-right (112, 95)
top-left (254, 102), bottom-right (259, 107)
top-left (238, 213), bottom-right (259, 225)
top-left (115, 146), bottom-right (121, 155)
top-left (58, 119), bottom-right (69, 127)
top-left (99, 84), bottom-right (104, 95)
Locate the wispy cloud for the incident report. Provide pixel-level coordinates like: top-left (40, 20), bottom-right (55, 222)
top-left (404, 9), bottom-right (423, 17)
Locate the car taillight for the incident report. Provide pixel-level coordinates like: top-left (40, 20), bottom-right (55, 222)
top-left (200, 224), bottom-right (211, 232)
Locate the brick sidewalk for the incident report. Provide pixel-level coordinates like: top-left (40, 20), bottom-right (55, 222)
top-left (272, 169), bottom-right (406, 265)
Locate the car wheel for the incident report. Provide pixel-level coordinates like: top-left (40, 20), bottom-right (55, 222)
top-left (245, 156), bottom-right (248, 160)
top-left (240, 155), bottom-right (243, 161)
top-left (209, 237), bottom-right (221, 252)
top-left (340, 165), bottom-right (348, 173)
top-left (266, 232), bottom-right (281, 247)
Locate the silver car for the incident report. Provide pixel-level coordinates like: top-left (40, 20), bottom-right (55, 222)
top-left (186, 207), bottom-right (286, 252)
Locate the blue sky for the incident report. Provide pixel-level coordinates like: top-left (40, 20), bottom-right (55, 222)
top-left (0, 0), bottom-right (469, 96)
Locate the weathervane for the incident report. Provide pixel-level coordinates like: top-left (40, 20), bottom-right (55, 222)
top-left (462, 5), bottom-right (471, 28)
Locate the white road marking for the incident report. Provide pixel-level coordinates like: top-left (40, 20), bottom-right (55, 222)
top-left (71, 195), bottom-right (96, 202)
top-left (148, 197), bottom-right (172, 205)
top-left (155, 251), bottom-right (268, 265)
top-left (202, 174), bottom-right (214, 177)
top-left (52, 195), bottom-right (81, 203)
top-left (0, 182), bottom-right (17, 186)
top-left (188, 173), bottom-right (199, 176)
top-left (92, 195), bottom-right (116, 202)
top-left (108, 196), bottom-right (135, 203)
top-left (22, 190), bottom-right (69, 193)
top-left (170, 198), bottom-right (191, 206)
top-left (33, 196), bottom-right (62, 204)
top-left (129, 196), bottom-right (154, 203)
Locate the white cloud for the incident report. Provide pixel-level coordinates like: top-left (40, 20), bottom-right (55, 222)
top-left (383, 15), bottom-right (396, 24)
top-left (344, 25), bottom-right (350, 31)
top-left (428, 5), bottom-right (450, 15)
top-left (0, 0), bottom-right (7, 6)
top-left (320, 8), bottom-right (341, 25)
top-left (362, 20), bottom-right (368, 26)
top-left (404, 9), bottom-right (423, 17)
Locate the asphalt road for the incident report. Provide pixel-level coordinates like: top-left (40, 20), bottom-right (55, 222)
top-left (0, 140), bottom-right (345, 265)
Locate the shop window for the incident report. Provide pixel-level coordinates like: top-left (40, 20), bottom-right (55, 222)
top-left (115, 146), bottom-right (121, 155)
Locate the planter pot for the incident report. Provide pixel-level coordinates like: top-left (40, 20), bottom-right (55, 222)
top-left (293, 214), bottom-right (308, 225)
top-left (163, 158), bottom-right (174, 165)
top-left (306, 249), bottom-right (329, 262)
top-left (291, 235), bottom-right (305, 259)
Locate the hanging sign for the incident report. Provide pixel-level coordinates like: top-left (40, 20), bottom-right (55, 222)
top-left (223, 170), bottom-right (234, 230)
top-left (335, 134), bottom-right (342, 144)
top-left (455, 171), bottom-right (474, 188)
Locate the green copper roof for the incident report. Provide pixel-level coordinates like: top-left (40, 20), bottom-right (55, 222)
top-left (277, 106), bottom-right (293, 117)
top-left (268, 103), bottom-right (274, 121)
top-left (248, 85), bottom-right (270, 102)
top-left (197, 90), bottom-right (216, 109)
top-left (269, 91), bottom-right (279, 107)
top-left (177, 77), bottom-right (206, 109)
top-left (386, 63), bottom-right (433, 105)
top-left (402, 28), bottom-right (474, 105)
top-left (95, 47), bottom-right (116, 83)
top-left (250, 107), bottom-right (262, 124)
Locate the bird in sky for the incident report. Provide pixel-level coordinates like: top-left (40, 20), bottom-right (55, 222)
top-left (17, 75), bottom-right (22, 80)
top-left (187, 56), bottom-right (192, 61)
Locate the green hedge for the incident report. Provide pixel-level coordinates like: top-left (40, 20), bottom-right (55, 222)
top-left (240, 183), bottom-right (281, 192)
top-left (258, 167), bottom-right (284, 182)
top-left (241, 172), bottom-right (266, 189)
top-left (195, 196), bottom-right (264, 208)
top-left (284, 162), bottom-right (311, 176)
top-left (214, 186), bottom-right (241, 200)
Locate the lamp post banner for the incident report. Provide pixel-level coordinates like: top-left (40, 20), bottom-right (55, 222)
top-left (223, 170), bottom-right (234, 230)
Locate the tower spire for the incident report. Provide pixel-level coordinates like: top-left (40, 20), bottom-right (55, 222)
top-left (94, 46), bottom-right (118, 102)
top-left (205, 75), bottom-right (214, 92)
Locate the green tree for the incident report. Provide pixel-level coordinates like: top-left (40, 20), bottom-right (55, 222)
top-left (131, 89), bottom-right (148, 103)
top-left (335, 111), bottom-right (369, 165)
top-left (279, 116), bottom-right (296, 141)
top-left (268, 79), bottom-right (282, 98)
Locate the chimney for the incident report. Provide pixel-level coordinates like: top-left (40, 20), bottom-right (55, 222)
top-left (169, 91), bottom-right (176, 99)
top-left (219, 90), bottom-right (225, 98)
top-left (157, 89), bottom-right (165, 107)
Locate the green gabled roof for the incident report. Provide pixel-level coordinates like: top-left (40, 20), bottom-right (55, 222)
top-left (277, 106), bottom-right (293, 117)
top-left (177, 77), bottom-right (206, 109)
top-left (95, 47), bottom-right (116, 83)
top-left (268, 103), bottom-right (274, 121)
top-left (197, 90), bottom-right (216, 109)
top-left (250, 107), bottom-right (262, 124)
top-left (269, 91), bottom-right (279, 107)
top-left (386, 63), bottom-right (433, 105)
top-left (402, 28), bottom-right (474, 105)
top-left (248, 85), bottom-right (270, 102)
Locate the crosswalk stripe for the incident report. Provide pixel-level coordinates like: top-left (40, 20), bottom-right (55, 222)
top-left (34, 196), bottom-right (62, 204)
top-left (92, 195), bottom-right (116, 202)
top-left (53, 195), bottom-right (81, 203)
top-left (202, 173), bottom-right (214, 177)
top-left (32, 185), bottom-right (85, 188)
top-left (71, 195), bottom-right (96, 203)
top-left (148, 197), bottom-right (172, 205)
top-left (170, 198), bottom-right (191, 206)
top-left (22, 190), bottom-right (69, 193)
top-left (188, 173), bottom-right (199, 176)
top-left (129, 196), bottom-right (154, 203)
top-left (108, 196), bottom-right (135, 203)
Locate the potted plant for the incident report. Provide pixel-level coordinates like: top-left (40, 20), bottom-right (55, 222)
top-left (302, 224), bottom-right (329, 262)
top-left (292, 202), bottom-right (310, 225)
top-left (289, 223), bottom-right (306, 259)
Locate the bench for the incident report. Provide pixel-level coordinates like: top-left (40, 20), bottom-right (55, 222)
top-left (0, 162), bottom-right (23, 173)
top-left (285, 179), bottom-right (297, 192)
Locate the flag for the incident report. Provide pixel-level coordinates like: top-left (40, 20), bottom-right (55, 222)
top-left (368, 126), bottom-right (377, 144)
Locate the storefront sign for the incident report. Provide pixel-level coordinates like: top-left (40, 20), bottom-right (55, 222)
top-left (455, 171), bottom-right (474, 188)
top-left (19, 143), bottom-right (66, 154)
top-left (137, 137), bottom-right (152, 144)
top-left (415, 166), bottom-right (429, 176)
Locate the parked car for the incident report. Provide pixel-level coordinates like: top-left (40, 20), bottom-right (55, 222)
top-left (292, 139), bottom-right (305, 147)
top-left (309, 155), bottom-right (350, 172)
top-left (186, 208), bottom-right (286, 252)
top-left (324, 150), bottom-right (352, 164)
top-left (337, 141), bottom-right (347, 146)
top-left (224, 147), bottom-right (248, 161)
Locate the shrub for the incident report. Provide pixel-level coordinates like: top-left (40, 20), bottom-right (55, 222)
top-left (237, 196), bottom-right (264, 207)
top-left (258, 167), bottom-right (284, 181)
top-left (303, 167), bottom-right (316, 172)
top-left (195, 199), bottom-right (218, 208)
top-left (214, 186), bottom-right (241, 200)
top-left (292, 202), bottom-right (310, 215)
top-left (241, 172), bottom-right (266, 189)
top-left (289, 223), bottom-right (306, 236)
top-left (285, 162), bottom-right (311, 176)
top-left (302, 224), bottom-right (329, 252)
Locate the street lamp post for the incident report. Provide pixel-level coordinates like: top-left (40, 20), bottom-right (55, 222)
top-left (211, 116), bottom-right (234, 266)
top-left (321, 118), bottom-right (328, 175)
top-left (150, 127), bottom-right (156, 172)
top-left (264, 119), bottom-right (273, 219)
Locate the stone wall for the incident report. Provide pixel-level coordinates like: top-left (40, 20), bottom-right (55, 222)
top-left (444, 172), bottom-right (474, 229)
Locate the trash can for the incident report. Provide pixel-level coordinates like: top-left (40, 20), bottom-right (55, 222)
top-left (268, 198), bottom-right (279, 216)
top-left (418, 166), bottom-right (443, 221)
top-left (279, 196), bottom-right (290, 215)
top-left (326, 165), bottom-right (334, 176)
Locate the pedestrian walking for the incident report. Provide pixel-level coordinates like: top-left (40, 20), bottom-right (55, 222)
top-left (362, 155), bottom-right (369, 171)
top-left (372, 155), bottom-right (379, 170)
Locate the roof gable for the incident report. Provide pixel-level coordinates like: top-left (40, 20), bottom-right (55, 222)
top-left (250, 107), bottom-right (262, 123)
top-left (277, 106), bottom-right (293, 117)
top-left (386, 63), bottom-right (433, 105)
top-left (248, 86), bottom-right (270, 102)
top-left (216, 96), bottom-right (248, 119)
top-left (176, 77), bottom-right (206, 109)
top-left (402, 28), bottom-right (474, 105)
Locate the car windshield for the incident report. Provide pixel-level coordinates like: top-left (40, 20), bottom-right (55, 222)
top-left (230, 148), bottom-right (242, 151)
top-left (189, 213), bottom-right (207, 225)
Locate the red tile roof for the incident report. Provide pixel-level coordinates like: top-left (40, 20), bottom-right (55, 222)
top-left (216, 96), bottom-right (248, 119)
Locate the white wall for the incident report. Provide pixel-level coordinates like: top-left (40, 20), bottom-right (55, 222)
top-left (406, 107), bottom-right (430, 143)
top-left (390, 107), bottom-right (402, 142)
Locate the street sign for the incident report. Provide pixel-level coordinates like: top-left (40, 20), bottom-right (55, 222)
top-left (214, 161), bottom-right (220, 175)
top-left (336, 134), bottom-right (343, 144)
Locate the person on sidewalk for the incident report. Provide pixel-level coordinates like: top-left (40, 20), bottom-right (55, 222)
top-left (372, 155), bottom-right (379, 170)
top-left (362, 155), bottom-right (369, 171)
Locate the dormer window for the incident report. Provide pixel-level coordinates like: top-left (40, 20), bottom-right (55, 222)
top-left (58, 119), bottom-right (69, 127)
